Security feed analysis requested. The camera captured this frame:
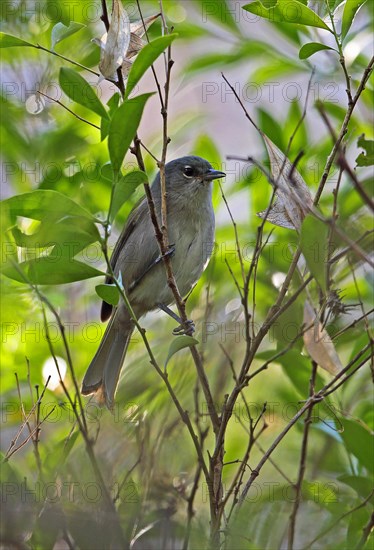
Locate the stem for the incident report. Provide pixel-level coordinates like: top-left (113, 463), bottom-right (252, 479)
top-left (35, 43), bottom-right (99, 76)
top-left (314, 55), bottom-right (374, 204)
top-left (287, 362), bottom-right (317, 550)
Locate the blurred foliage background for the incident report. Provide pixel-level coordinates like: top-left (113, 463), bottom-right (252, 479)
top-left (1, 0), bottom-right (373, 549)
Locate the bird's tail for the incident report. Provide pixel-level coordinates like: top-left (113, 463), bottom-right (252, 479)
top-left (81, 310), bottom-right (134, 410)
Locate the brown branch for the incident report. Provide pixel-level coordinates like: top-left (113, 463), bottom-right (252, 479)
top-left (287, 362), bottom-right (318, 550)
top-left (355, 511), bottom-right (374, 550)
top-left (35, 43), bottom-right (100, 76)
top-left (37, 90), bottom-right (101, 129)
top-left (304, 489), bottom-right (374, 549)
top-left (314, 55), bottom-right (374, 205)
top-left (238, 345), bottom-right (371, 503)
top-left (316, 102), bottom-right (374, 212)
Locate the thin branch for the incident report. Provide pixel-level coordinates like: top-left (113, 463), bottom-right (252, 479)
top-left (239, 345), bottom-right (371, 503)
top-left (314, 55), bottom-right (374, 204)
top-left (37, 90), bottom-right (100, 129)
top-left (355, 511), bottom-right (374, 550)
top-left (303, 489), bottom-right (374, 549)
top-left (287, 362), bottom-right (318, 550)
top-left (35, 43), bottom-right (100, 76)
top-left (316, 102), bottom-right (374, 212)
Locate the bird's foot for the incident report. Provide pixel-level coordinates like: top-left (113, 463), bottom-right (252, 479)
top-left (172, 319), bottom-right (195, 336)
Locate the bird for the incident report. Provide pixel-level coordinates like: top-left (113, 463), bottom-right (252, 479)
top-left (81, 156), bottom-right (225, 409)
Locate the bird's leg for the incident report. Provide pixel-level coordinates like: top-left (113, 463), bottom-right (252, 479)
top-left (157, 303), bottom-right (195, 336)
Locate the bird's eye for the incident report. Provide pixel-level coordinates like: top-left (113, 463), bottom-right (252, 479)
top-left (183, 166), bottom-right (194, 178)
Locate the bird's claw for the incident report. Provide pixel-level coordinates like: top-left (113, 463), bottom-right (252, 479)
top-left (172, 319), bottom-right (195, 336)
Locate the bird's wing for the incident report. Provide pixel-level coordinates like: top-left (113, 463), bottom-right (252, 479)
top-left (101, 197), bottom-right (159, 321)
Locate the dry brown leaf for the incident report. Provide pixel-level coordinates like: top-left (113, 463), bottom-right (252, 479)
top-left (303, 300), bottom-right (342, 375)
top-left (94, 11), bottom-right (159, 81)
top-left (257, 135), bottom-right (313, 230)
top-left (130, 14), bottom-right (160, 37)
top-left (98, 0), bottom-right (131, 80)
top-left (127, 33), bottom-right (145, 59)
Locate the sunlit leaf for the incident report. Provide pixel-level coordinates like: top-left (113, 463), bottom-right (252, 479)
top-left (108, 93), bottom-right (154, 174)
top-left (300, 214), bottom-right (328, 291)
top-left (301, 480), bottom-right (338, 507)
top-left (110, 170), bottom-right (148, 222)
top-left (59, 67), bottom-right (108, 119)
top-left (242, 1), bottom-right (332, 32)
top-left (165, 336), bottom-right (199, 368)
top-left (0, 32), bottom-right (34, 48)
top-left (303, 300), bottom-right (342, 374)
top-left (51, 21), bottom-right (85, 50)
top-left (125, 34), bottom-right (178, 98)
top-left (1, 189), bottom-right (94, 223)
top-left (11, 215), bottom-right (100, 253)
top-left (95, 283), bottom-right (119, 306)
top-left (341, 0), bottom-right (368, 40)
top-left (299, 42), bottom-right (336, 59)
top-left (2, 255), bottom-right (104, 285)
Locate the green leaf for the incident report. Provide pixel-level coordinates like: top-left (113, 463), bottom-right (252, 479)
top-left (242, 0), bottom-right (332, 32)
top-left (165, 335), bottom-right (199, 368)
top-left (341, 0), bottom-right (368, 40)
top-left (338, 475), bottom-right (374, 501)
top-left (0, 32), bottom-right (34, 48)
top-left (338, 417), bottom-right (374, 473)
top-left (59, 67), bottom-right (108, 119)
top-left (11, 215), bottom-right (100, 252)
top-left (193, 134), bottom-right (222, 208)
top-left (258, 108), bottom-right (285, 150)
top-left (101, 93), bottom-right (120, 141)
top-left (301, 480), bottom-right (339, 507)
top-left (300, 214), bottom-right (328, 292)
top-left (256, 349), bottom-right (325, 397)
top-left (108, 93), bottom-right (154, 175)
top-left (95, 284), bottom-right (120, 306)
top-left (273, 300), bottom-right (303, 350)
top-left (356, 134), bottom-right (374, 167)
top-left (2, 255), bottom-right (104, 285)
top-left (43, 432), bottom-right (80, 474)
top-left (299, 42), bottom-right (336, 59)
top-left (196, 0), bottom-right (240, 33)
top-left (51, 21), bottom-right (85, 50)
top-left (1, 189), bottom-right (94, 223)
top-left (125, 34), bottom-right (178, 98)
top-left (110, 170), bottom-right (148, 222)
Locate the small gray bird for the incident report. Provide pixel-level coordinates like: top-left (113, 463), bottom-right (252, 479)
top-left (82, 156), bottom-right (225, 408)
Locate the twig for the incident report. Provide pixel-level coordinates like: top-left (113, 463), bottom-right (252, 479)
top-left (35, 43), bottom-right (100, 76)
top-left (303, 489), bottom-right (374, 549)
top-left (287, 362), bottom-right (317, 550)
top-left (239, 345), bottom-right (371, 503)
top-left (316, 102), bottom-right (374, 212)
top-left (37, 90), bottom-right (100, 129)
top-left (355, 511), bottom-right (374, 550)
top-left (332, 308), bottom-right (374, 340)
top-left (314, 55), bottom-right (374, 205)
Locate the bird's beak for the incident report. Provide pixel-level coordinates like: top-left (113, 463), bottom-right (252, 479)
top-left (204, 168), bottom-right (226, 181)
